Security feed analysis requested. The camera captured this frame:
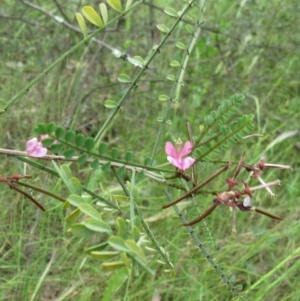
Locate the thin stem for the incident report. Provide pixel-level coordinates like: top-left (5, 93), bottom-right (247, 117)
top-left (0, 148), bottom-right (168, 179)
top-left (94, 0), bottom-right (197, 143)
top-left (150, 0), bottom-right (206, 164)
top-left (181, 201), bottom-right (219, 226)
top-left (15, 181), bottom-right (66, 203)
top-left (162, 162), bottom-right (231, 209)
top-left (112, 169), bottom-right (174, 270)
top-left (186, 121), bottom-right (198, 185)
top-left (164, 189), bottom-right (240, 297)
top-left (11, 184), bottom-right (45, 212)
top-left (16, 156), bottom-right (120, 210)
top-left (130, 170), bottom-right (136, 230)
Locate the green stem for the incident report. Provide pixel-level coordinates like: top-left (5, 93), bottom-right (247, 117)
top-left (94, 0), bottom-right (197, 144)
top-left (150, 0), bottom-right (207, 164)
top-left (164, 189), bottom-right (241, 298)
top-left (112, 169), bottom-right (174, 270)
top-left (129, 170), bottom-right (136, 230)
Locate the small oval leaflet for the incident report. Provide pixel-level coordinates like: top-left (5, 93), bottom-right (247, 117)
top-left (99, 3), bottom-right (108, 24)
top-left (164, 7), bottom-right (178, 17)
top-left (82, 6), bottom-right (103, 27)
top-left (35, 123), bottom-right (47, 135)
top-left (83, 218), bottom-right (112, 234)
top-left (42, 138), bottom-right (54, 148)
top-left (132, 56), bottom-right (145, 67)
top-left (125, 150), bottom-right (133, 162)
top-left (75, 134), bottom-right (86, 147)
top-left (102, 261), bottom-right (125, 271)
top-left (185, 24), bottom-right (193, 34)
top-left (144, 157), bottom-right (152, 166)
top-left (101, 161), bottom-right (111, 172)
top-left (118, 74), bottom-right (133, 83)
top-left (55, 126), bottom-right (65, 139)
top-left (170, 60), bottom-right (181, 67)
top-left (158, 94), bottom-right (170, 101)
top-left (85, 137), bottom-right (95, 151)
top-left (63, 148), bottom-right (75, 159)
top-left (106, 0), bottom-right (123, 13)
top-left (75, 13), bottom-right (87, 37)
top-left (47, 122), bottom-right (57, 134)
top-left (78, 203), bottom-right (102, 220)
top-left (108, 236), bottom-right (130, 253)
top-left (69, 177), bottom-right (83, 196)
top-left (104, 100), bottom-right (117, 108)
top-left (65, 130), bottom-right (76, 143)
top-left (71, 223), bottom-right (95, 237)
top-left (84, 242), bottom-right (108, 253)
top-left (116, 217), bottom-right (128, 239)
top-left (111, 147), bottom-right (120, 159)
top-left (90, 158), bottom-right (99, 169)
top-left (156, 24), bottom-right (169, 34)
top-left (176, 42), bottom-right (186, 49)
top-left (125, 239), bottom-right (147, 263)
top-left (90, 251), bottom-right (119, 260)
top-left (167, 74), bottom-right (176, 81)
top-left (65, 208), bottom-right (80, 223)
top-left (77, 154), bottom-right (88, 165)
top-left (98, 142), bottom-right (108, 155)
top-left (51, 143), bottom-right (63, 153)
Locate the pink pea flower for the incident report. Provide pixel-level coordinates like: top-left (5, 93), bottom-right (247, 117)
top-left (26, 135), bottom-right (49, 157)
top-left (165, 140), bottom-right (195, 171)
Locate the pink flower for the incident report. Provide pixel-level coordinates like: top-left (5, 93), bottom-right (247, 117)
top-left (165, 140), bottom-right (195, 171)
top-left (26, 135), bottom-right (48, 157)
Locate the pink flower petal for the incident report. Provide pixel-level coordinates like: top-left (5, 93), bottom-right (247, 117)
top-left (181, 156), bottom-right (195, 171)
top-left (180, 141), bottom-right (193, 158)
top-left (30, 146), bottom-right (48, 157)
top-left (165, 142), bottom-right (178, 159)
top-left (167, 156), bottom-right (182, 170)
top-left (26, 138), bottom-right (39, 153)
top-left (26, 137), bottom-right (48, 157)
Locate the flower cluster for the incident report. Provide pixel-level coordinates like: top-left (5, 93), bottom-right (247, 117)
top-left (26, 135), bottom-right (49, 157)
top-left (165, 139), bottom-right (195, 171)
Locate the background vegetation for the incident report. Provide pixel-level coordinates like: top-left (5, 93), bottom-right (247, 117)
top-left (0, 0), bottom-right (299, 300)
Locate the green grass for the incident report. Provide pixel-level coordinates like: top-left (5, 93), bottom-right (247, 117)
top-left (1, 0), bottom-right (300, 300)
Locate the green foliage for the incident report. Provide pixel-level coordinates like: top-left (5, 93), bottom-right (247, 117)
top-left (106, 0), bottom-right (123, 13)
top-left (1, 0), bottom-right (299, 300)
top-left (82, 6), bottom-right (104, 27)
top-left (75, 13), bottom-right (87, 37)
top-left (117, 74), bottom-right (133, 83)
